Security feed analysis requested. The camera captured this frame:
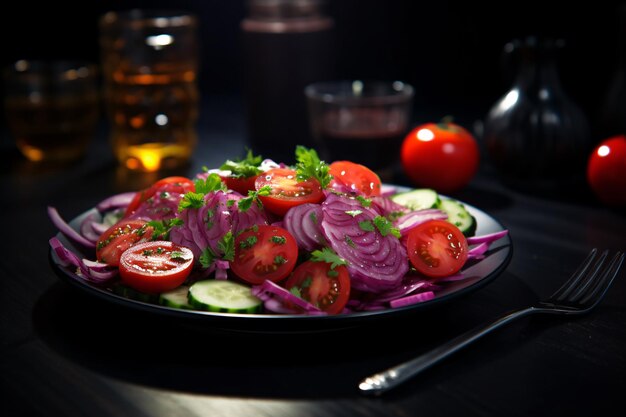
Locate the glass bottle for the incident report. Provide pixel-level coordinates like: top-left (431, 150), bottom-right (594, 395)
top-left (483, 37), bottom-right (592, 192)
top-left (240, 0), bottom-right (335, 163)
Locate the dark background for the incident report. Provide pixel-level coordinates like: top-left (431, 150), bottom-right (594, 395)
top-left (1, 0), bottom-right (625, 141)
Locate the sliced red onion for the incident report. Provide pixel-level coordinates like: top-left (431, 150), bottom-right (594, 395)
top-left (366, 275), bottom-right (436, 304)
top-left (467, 230), bottom-right (509, 245)
top-left (91, 222), bottom-right (110, 235)
top-left (49, 237), bottom-right (81, 268)
top-left (171, 191), bottom-right (229, 259)
top-left (468, 242), bottom-right (489, 260)
top-left (171, 190), bottom-right (267, 269)
top-left (395, 209), bottom-right (448, 236)
top-left (260, 159), bottom-right (281, 171)
top-left (48, 206), bottom-right (96, 249)
top-left (215, 259), bottom-right (230, 280)
top-left (283, 203), bottom-right (324, 251)
top-left (126, 190), bottom-right (181, 221)
top-left (263, 298), bottom-right (300, 314)
top-left (79, 212), bottom-right (103, 243)
top-left (95, 192), bottom-right (136, 212)
top-left (87, 269), bottom-right (119, 282)
top-left (328, 180), bottom-right (354, 195)
top-left (379, 184), bottom-right (398, 197)
top-left (229, 193), bottom-right (268, 232)
top-left (49, 237), bottom-right (117, 284)
top-left (371, 196), bottom-right (409, 217)
top-left (81, 258), bottom-right (113, 272)
top-left (389, 291), bottom-right (435, 308)
top-left (320, 193), bottom-right (408, 293)
top-left (251, 280), bottom-right (324, 314)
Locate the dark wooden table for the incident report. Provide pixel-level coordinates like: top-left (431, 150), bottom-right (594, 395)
top-left (1, 98), bottom-right (625, 417)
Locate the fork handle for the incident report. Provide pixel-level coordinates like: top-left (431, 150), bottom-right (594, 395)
top-left (359, 306), bottom-right (537, 395)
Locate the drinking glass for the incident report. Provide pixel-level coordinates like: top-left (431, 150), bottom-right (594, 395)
top-left (305, 80), bottom-right (414, 179)
top-left (99, 9), bottom-right (200, 172)
top-left (3, 60), bottom-right (99, 163)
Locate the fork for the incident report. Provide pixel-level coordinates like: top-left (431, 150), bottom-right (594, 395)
top-left (359, 248), bottom-right (625, 395)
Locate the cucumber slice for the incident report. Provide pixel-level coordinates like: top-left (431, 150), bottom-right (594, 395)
top-left (159, 285), bottom-right (193, 309)
top-left (437, 198), bottom-right (477, 237)
top-left (391, 188), bottom-right (440, 210)
top-left (188, 280), bottom-right (262, 314)
top-left (112, 283), bottom-right (159, 304)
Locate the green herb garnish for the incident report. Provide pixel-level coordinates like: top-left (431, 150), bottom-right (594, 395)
top-left (271, 235), bottom-right (287, 245)
top-left (147, 218), bottom-right (184, 240)
top-left (310, 247), bottom-right (347, 269)
top-left (219, 149), bottom-right (263, 178)
top-left (356, 195), bottom-right (372, 207)
top-left (373, 215), bottom-right (401, 238)
top-left (238, 185), bottom-right (272, 212)
top-left (294, 146), bottom-right (332, 189)
top-left (358, 220), bottom-right (376, 232)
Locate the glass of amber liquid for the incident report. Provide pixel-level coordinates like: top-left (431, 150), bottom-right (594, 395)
top-left (3, 60), bottom-right (99, 163)
top-left (99, 10), bottom-right (199, 172)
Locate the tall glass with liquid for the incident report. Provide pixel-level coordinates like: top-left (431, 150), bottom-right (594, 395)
top-left (99, 10), bottom-right (199, 171)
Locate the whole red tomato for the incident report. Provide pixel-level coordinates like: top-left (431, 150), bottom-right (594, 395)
top-left (587, 135), bottom-right (626, 206)
top-left (400, 120), bottom-right (479, 193)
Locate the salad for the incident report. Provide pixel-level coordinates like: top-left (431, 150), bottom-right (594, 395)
top-left (49, 146), bottom-right (508, 315)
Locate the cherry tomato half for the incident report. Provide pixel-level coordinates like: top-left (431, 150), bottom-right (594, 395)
top-left (222, 175), bottom-right (259, 196)
top-left (329, 160), bottom-right (382, 197)
top-left (401, 121), bottom-right (479, 193)
top-left (118, 240), bottom-right (194, 294)
top-left (96, 219), bottom-right (154, 266)
top-left (587, 135), bottom-right (626, 207)
top-left (255, 168), bottom-right (324, 216)
top-left (230, 225), bottom-right (299, 285)
top-left (406, 219), bottom-right (468, 278)
top-left (285, 260), bottom-right (351, 315)
top-left (124, 176), bottom-right (195, 217)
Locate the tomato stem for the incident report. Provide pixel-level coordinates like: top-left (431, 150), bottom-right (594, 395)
top-left (437, 115), bottom-right (455, 130)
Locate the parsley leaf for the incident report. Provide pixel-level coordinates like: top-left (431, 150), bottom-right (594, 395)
top-left (356, 195), bottom-right (372, 207)
top-left (147, 218), bottom-right (184, 240)
top-left (178, 192), bottom-right (206, 211)
top-left (373, 215), bottom-right (401, 238)
top-left (289, 287), bottom-right (302, 298)
top-left (170, 251), bottom-right (190, 262)
top-left (194, 173), bottom-right (227, 194)
top-left (239, 235), bottom-right (258, 249)
top-left (358, 220), bottom-right (375, 232)
top-left (199, 231), bottom-right (235, 268)
top-left (219, 149), bottom-right (263, 178)
top-left (327, 269), bottom-right (339, 278)
top-left (310, 247), bottom-right (347, 269)
top-left (218, 231), bottom-right (235, 262)
top-left (238, 185), bottom-right (271, 212)
top-left (199, 247), bottom-right (216, 269)
top-left (271, 235), bottom-right (286, 245)
top-left (345, 209), bottom-right (363, 217)
top-left (294, 145), bottom-right (332, 189)
top-left (179, 173), bottom-right (227, 212)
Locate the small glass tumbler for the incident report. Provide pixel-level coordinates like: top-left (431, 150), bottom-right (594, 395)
top-left (305, 80), bottom-right (414, 180)
top-left (3, 60), bottom-right (99, 163)
top-left (99, 9), bottom-right (200, 172)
